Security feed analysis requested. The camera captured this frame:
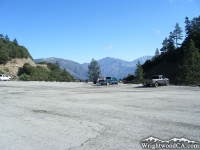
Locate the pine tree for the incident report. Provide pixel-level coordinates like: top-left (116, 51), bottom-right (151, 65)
top-left (160, 37), bottom-right (168, 52)
top-left (173, 23), bottom-right (183, 48)
top-left (160, 35), bottom-right (174, 51)
top-left (185, 17), bottom-right (192, 37)
top-left (177, 39), bottom-right (200, 83)
top-left (0, 34), bottom-right (4, 39)
top-left (134, 61), bottom-right (144, 83)
top-left (191, 16), bottom-right (200, 50)
top-left (155, 48), bottom-right (159, 57)
top-left (87, 58), bottom-right (101, 81)
top-left (5, 34), bottom-right (9, 41)
top-left (167, 39), bottom-right (176, 62)
top-left (152, 48), bottom-right (160, 62)
top-left (13, 38), bottom-right (18, 46)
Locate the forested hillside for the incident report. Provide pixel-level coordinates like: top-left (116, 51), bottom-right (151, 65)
top-left (142, 16), bottom-right (200, 84)
top-left (0, 34), bottom-right (74, 81)
top-left (0, 34), bottom-right (33, 64)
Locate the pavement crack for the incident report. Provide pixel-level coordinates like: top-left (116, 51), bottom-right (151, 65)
top-left (67, 122), bottom-right (111, 150)
top-left (67, 133), bottom-right (101, 150)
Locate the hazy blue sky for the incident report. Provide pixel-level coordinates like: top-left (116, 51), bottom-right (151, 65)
top-left (1, 0), bottom-right (199, 63)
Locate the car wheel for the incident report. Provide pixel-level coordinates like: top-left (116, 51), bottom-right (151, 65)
top-left (165, 81), bottom-right (169, 86)
top-left (154, 82), bottom-right (158, 88)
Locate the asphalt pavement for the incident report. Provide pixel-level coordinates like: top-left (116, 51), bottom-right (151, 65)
top-left (0, 81), bottom-right (200, 150)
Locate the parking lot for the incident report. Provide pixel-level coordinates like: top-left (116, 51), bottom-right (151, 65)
top-left (0, 81), bottom-right (200, 150)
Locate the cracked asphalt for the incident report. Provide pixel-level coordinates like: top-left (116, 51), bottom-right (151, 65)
top-left (0, 81), bottom-right (200, 150)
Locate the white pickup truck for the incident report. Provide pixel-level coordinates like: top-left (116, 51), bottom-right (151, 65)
top-left (144, 75), bottom-right (169, 87)
top-left (0, 74), bottom-right (10, 81)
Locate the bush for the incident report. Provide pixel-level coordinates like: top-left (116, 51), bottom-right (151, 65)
top-left (18, 63), bottom-right (74, 82)
top-left (19, 73), bottom-right (31, 81)
top-left (0, 70), bottom-right (4, 74)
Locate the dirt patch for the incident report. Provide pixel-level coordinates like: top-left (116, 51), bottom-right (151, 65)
top-left (0, 58), bottom-right (44, 78)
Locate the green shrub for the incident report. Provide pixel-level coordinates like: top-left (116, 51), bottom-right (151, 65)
top-left (18, 62), bottom-right (74, 82)
top-left (19, 73), bottom-right (31, 81)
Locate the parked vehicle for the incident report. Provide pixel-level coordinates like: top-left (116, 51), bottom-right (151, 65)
top-left (144, 75), bottom-right (169, 87)
top-left (98, 77), bottom-right (119, 85)
top-left (93, 76), bottom-right (104, 84)
top-left (98, 78), bottom-right (107, 85)
top-left (0, 74), bottom-right (10, 81)
top-left (6, 75), bottom-right (12, 80)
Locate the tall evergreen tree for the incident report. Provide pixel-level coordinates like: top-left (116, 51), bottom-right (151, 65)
top-left (185, 17), bottom-right (192, 37)
top-left (177, 39), bottom-right (200, 82)
top-left (191, 16), bottom-right (200, 50)
top-left (192, 16), bottom-right (200, 35)
top-left (155, 48), bottom-right (159, 57)
top-left (0, 34), bottom-right (4, 39)
top-left (5, 34), bottom-right (9, 41)
top-left (13, 38), bottom-right (18, 46)
top-left (87, 58), bottom-right (101, 81)
top-left (134, 61), bottom-right (144, 83)
top-left (183, 16), bottom-right (200, 52)
top-left (168, 32), bottom-right (175, 43)
top-left (160, 35), bottom-right (176, 61)
top-left (160, 37), bottom-right (168, 52)
top-left (152, 48), bottom-right (160, 62)
top-left (167, 39), bottom-right (176, 62)
top-left (173, 23), bottom-right (183, 48)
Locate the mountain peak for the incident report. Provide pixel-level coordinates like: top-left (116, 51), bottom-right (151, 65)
top-left (132, 56), bottom-right (152, 64)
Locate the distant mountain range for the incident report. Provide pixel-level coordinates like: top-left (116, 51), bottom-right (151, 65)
top-left (34, 56), bottom-right (152, 79)
top-left (34, 58), bottom-right (88, 79)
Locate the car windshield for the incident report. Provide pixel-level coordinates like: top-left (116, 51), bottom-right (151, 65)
top-left (106, 77), bottom-right (111, 79)
top-left (151, 76), bottom-right (159, 79)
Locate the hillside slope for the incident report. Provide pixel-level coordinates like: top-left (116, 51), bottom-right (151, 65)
top-left (0, 57), bottom-right (36, 78)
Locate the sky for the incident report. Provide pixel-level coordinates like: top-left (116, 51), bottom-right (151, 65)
top-left (0, 0), bottom-right (199, 64)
